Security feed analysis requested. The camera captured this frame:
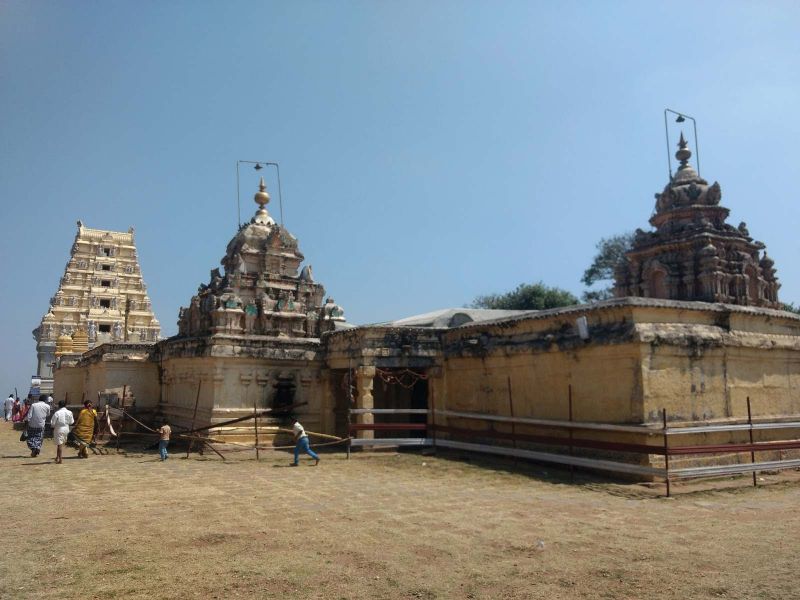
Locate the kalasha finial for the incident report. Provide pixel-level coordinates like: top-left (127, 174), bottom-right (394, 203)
top-left (253, 176), bottom-right (270, 209)
top-left (675, 132), bottom-right (692, 169)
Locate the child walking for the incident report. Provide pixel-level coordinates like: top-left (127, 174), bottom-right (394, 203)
top-left (158, 421), bottom-right (171, 461)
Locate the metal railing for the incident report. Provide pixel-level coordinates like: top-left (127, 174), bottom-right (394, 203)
top-left (350, 396), bottom-right (800, 496)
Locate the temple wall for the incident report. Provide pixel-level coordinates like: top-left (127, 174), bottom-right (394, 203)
top-left (439, 345), bottom-right (643, 423)
top-left (53, 344), bottom-right (159, 409)
top-left (160, 348), bottom-right (328, 441)
top-left (436, 302), bottom-right (800, 428)
top-left (641, 342), bottom-right (800, 424)
top-left (53, 359), bottom-right (86, 403)
top-left (438, 306), bottom-right (644, 425)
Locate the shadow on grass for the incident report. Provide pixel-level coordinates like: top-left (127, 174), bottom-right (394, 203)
top-left (396, 446), bottom-right (638, 491)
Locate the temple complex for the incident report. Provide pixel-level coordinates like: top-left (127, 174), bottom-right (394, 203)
top-left (614, 134), bottom-right (780, 307)
top-left (51, 134), bottom-right (800, 476)
top-left (33, 222), bottom-right (161, 392)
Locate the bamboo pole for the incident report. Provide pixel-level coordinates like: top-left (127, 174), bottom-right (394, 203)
top-left (182, 400), bottom-right (308, 436)
top-left (186, 381), bottom-right (202, 459)
top-left (116, 385), bottom-right (127, 453)
top-left (203, 440), bottom-right (226, 460)
top-left (347, 361), bottom-right (352, 460)
top-left (252, 385), bottom-right (260, 461)
top-left (747, 397), bottom-right (757, 487)
top-left (507, 376), bottom-right (516, 450)
top-left (568, 384), bottom-right (574, 482)
top-left (662, 408), bottom-right (670, 498)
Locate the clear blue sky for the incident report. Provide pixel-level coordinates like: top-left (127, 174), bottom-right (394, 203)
top-left (2, 1), bottom-right (799, 395)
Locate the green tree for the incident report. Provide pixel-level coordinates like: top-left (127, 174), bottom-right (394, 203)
top-left (781, 302), bottom-right (800, 314)
top-left (581, 232), bottom-right (635, 302)
top-left (471, 281), bottom-right (578, 310)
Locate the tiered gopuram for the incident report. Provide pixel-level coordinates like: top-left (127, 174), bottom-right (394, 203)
top-left (33, 222), bottom-right (161, 383)
top-left (614, 134), bottom-right (780, 307)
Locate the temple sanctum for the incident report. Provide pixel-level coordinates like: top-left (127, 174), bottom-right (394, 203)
top-left (51, 134), bottom-right (800, 474)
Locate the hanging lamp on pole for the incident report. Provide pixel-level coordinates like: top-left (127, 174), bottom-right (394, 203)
top-left (236, 160), bottom-right (284, 228)
top-left (663, 108), bottom-right (700, 179)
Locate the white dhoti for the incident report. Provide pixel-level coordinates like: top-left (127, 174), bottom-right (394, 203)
top-left (53, 425), bottom-right (70, 446)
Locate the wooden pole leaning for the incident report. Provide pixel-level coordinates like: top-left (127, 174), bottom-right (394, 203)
top-left (182, 400), bottom-right (308, 436)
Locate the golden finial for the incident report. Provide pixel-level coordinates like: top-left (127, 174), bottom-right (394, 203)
top-left (254, 177), bottom-right (270, 209)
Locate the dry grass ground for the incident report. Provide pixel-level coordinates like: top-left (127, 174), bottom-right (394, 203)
top-left (1, 423), bottom-right (799, 600)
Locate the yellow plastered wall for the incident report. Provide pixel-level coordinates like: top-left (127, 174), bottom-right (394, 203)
top-left (54, 358), bottom-right (158, 408)
top-left (442, 344), bottom-right (643, 424)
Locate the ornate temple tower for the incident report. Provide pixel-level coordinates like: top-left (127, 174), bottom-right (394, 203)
top-left (177, 177), bottom-right (347, 338)
top-left (614, 134), bottom-right (780, 308)
top-left (161, 177), bottom-right (349, 433)
top-left (33, 222), bottom-right (161, 382)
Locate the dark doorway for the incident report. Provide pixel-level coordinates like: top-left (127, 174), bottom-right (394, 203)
top-left (373, 369), bottom-right (429, 438)
top-left (272, 378), bottom-right (296, 415)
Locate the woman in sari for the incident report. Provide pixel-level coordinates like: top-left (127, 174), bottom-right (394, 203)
top-left (73, 400), bottom-right (98, 458)
top-left (13, 397), bottom-right (30, 423)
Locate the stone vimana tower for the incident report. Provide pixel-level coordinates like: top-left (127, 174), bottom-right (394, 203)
top-left (614, 134), bottom-right (780, 308)
top-left (33, 222), bottom-right (161, 379)
top-left (177, 177), bottom-right (347, 338)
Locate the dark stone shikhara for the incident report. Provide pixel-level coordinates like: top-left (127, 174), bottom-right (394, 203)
top-left (614, 134), bottom-right (780, 308)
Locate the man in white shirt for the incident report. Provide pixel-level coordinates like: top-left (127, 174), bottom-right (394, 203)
top-left (50, 400), bottom-right (75, 464)
top-left (291, 418), bottom-right (320, 466)
top-left (4, 394), bottom-right (13, 421)
top-left (24, 396), bottom-right (51, 457)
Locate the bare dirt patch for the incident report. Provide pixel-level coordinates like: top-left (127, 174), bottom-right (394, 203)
top-left (1, 424), bottom-right (798, 599)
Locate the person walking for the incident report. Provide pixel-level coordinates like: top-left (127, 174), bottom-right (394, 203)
top-left (44, 395), bottom-right (54, 437)
top-left (4, 394), bottom-right (13, 421)
top-left (73, 400), bottom-right (98, 458)
top-left (50, 400), bottom-right (74, 464)
top-left (157, 421), bottom-right (171, 461)
top-left (290, 418), bottom-right (319, 466)
top-left (24, 396), bottom-right (50, 457)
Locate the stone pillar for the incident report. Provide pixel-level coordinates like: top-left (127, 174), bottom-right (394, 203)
top-left (355, 365), bottom-right (375, 440)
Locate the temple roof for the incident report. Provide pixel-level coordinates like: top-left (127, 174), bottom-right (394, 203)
top-left (370, 308), bottom-right (531, 329)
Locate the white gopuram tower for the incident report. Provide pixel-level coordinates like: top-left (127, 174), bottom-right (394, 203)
top-left (33, 221), bottom-right (161, 390)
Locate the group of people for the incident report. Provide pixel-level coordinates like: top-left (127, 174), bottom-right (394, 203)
top-left (6, 392), bottom-right (103, 462)
top-left (7, 392), bottom-right (318, 465)
top-left (5, 393), bottom-right (38, 423)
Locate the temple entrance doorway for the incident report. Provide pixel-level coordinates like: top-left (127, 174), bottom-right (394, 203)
top-left (330, 368), bottom-right (430, 439)
top-left (373, 368), bottom-right (429, 439)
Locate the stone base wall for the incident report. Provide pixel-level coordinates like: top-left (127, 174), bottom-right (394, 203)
top-left (159, 352), bottom-right (329, 438)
